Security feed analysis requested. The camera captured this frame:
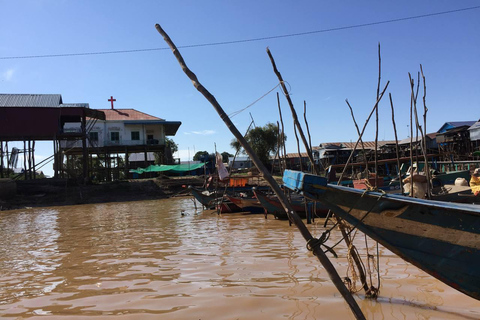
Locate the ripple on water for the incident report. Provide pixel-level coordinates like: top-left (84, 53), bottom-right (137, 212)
top-left (0, 198), bottom-right (479, 319)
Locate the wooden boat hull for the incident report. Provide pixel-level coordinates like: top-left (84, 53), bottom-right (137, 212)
top-left (225, 195), bottom-right (265, 214)
top-left (252, 188), bottom-right (328, 220)
top-left (189, 186), bottom-right (241, 212)
top-left (282, 169), bottom-right (480, 301)
top-left (189, 186), bottom-right (219, 208)
top-left (434, 170), bottom-right (471, 185)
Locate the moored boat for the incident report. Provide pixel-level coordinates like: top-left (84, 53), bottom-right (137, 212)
top-left (252, 187), bottom-right (328, 220)
top-left (224, 194), bottom-right (265, 214)
top-left (282, 169), bottom-right (480, 301)
top-left (188, 186), bottom-right (241, 213)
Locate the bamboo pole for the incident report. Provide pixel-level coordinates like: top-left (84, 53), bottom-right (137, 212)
top-left (409, 72), bottom-right (429, 198)
top-left (389, 93), bottom-right (403, 193)
top-left (303, 101), bottom-right (315, 172)
top-left (293, 123), bottom-right (303, 172)
top-left (276, 92), bottom-right (288, 171)
top-left (269, 48), bottom-right (375, 296)
top-left (420, 65), bottom-right (430, 197)
top-left (374, 43), bottom-right (381, 187)
top-left (346, 100), bottom-right (369, 176)
top-left (273, 121), bottom-right (283, 174)
top-left (337, 82), bottom-right (390, 185)
top-left (409, 76), bottom-right (415, 197)
top-left (155, 23), bottom-right (365, 320)
top-left (266, 48), bottom-right (318, 175)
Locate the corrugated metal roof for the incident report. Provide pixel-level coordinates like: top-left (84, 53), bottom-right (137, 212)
top-left (448, 121), bottom-right (476, 127)
top-left (437, 121), bottom-right (477, 133)
top-left (285, 152), bottom-right (309, 158)
top-left (318, 141), bottom-right (396, 150)
top-left (60, 103), bottom-right (89, 108)
top-left (469, 121), bottom-right (480, 131)
top-left (96, 109), bottom-right (163, 121)
top-left (0, 94), bottom-right (62, 107)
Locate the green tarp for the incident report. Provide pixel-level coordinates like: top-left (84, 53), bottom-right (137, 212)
top-left (130, 163), bottom-right (206, 174)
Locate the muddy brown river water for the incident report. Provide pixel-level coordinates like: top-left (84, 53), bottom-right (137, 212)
top-left (1, 197), bottom-right (479, 319)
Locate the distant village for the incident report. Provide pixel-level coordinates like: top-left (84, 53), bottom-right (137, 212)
top-left (1, 93), bottom-right (480, 183)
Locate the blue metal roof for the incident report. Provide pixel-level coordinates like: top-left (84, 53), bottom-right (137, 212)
top-left (437, 121), bottom-right (477, 133)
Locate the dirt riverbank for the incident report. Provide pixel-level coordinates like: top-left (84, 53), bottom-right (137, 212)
top-left (0, 176), bottom-right (206, 211)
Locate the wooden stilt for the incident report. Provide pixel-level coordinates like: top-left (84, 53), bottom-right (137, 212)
top-left (24, 141), bottom-right (27, 180)
top-left (0, 141), bottom-right (4, 178)
top-left (32, 140), bottom-right (36, 179)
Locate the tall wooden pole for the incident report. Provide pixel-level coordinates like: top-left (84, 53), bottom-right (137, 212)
top-left (266, 48), bottom-right (318, 175)
top-left (27, 140), bottom-right (31, 179)
top-left (389, 93), bottom-right (403, 193)
top-left (81, 110), bottom-right (88, 184)
top-left (155, 23), bottom-right (365, 320)
top-left (374, 43), bottom-right (381, 187)
top-left (0, 141), bottom-right (4, 178)
top-left (53, 140), bottom-right (57, 178)
top-left (32, 140), bottom-right (36, 179)
top-left (24, 140), bottom-right (27, 180)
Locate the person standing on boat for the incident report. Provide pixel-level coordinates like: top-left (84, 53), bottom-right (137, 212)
top-left (470, 168), bottom-right (480, 196)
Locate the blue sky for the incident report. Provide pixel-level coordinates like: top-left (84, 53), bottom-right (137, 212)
top-left (1, 1), bottom-right (479, 176)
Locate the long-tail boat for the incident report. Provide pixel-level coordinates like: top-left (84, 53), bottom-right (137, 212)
top-left (188, 186), bottom-right (240, 213)
top-left (282, 169), bottom-right (480, 300)
top-left (252, 187), bottom-right (328, 220)
top-left (224, 194), bottom-right (265, 214)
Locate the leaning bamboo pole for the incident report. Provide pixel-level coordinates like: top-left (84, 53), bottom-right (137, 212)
top-left (374, 43), bottom-right (381, 187)
top-left (337, 82), bottom-right (390, 185)
top-left (409, 77), bottom-right (415, 197)
top-left (303, 101), bottom-right (314, 171)
top-left (409, 72), bottom-right (429, 198)
top-left (155, 23), bottom-right (365, 320)
top-left (346, 100), bottom-right (369, 176)
top-left (420, 65), bottom-right (431, 197)
top-left (266, 49), bottom-right (318, 175)
top-left (293, 121), bottom-right (303, 172)
top-left (276, 92), bottom-right (288, 171)
top-left (268, 50), bottom-right (373, 294)
top-left (389, 93), bottom-right (403, 193)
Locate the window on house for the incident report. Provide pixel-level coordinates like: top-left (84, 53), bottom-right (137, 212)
top-left (131, 131), bottom-right (140, 140)
top-left (111, 132), bottom-right (120, 141)
top-left (89, 132), bottom-right (98, 141)
top-left (147, 134), bottom-right (154, 140)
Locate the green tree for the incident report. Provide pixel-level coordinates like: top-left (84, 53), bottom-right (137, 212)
top-left (221, 151), bottom-right (233, 163)
top-left (155, 138), bottom-right (178, 165)
top-left (193, 151), bottom-right (209, 162)
top-left (230, 123), bottom-right (285, 168)
top-left (166, 138), bottom-right (178, 155)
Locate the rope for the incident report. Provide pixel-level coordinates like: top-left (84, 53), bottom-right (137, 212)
top-left (306, 229), bottom-right (338, 258)
top-left (323, 191), bottom-right (386, 297)
top-left (228, 83), bottom-right (282, 118)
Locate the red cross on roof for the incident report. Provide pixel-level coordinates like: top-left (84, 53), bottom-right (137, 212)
top-left (108, 96), bottom-right (116, 109)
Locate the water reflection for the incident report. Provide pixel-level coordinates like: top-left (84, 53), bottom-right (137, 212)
top-left (0, 209), bottom-right (61, 304)
top-left (0, 198), bottom-right (479, 319)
